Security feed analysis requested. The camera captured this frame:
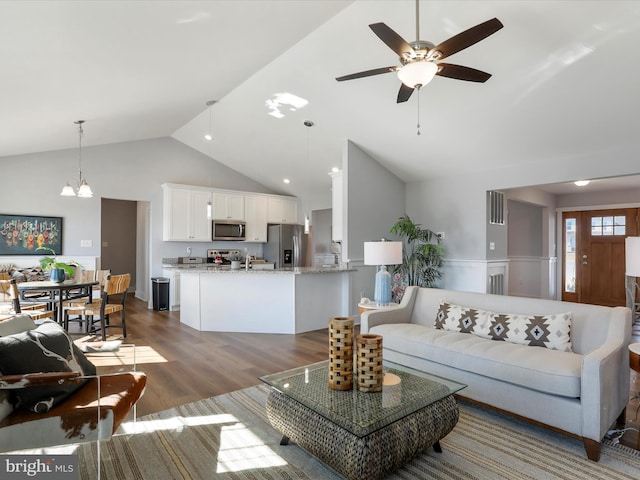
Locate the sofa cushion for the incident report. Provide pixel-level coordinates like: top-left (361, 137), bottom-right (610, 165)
top-left (435, 301), bottom-right (573, 352)
top-left (0, 320), bottom-right (96, 413)
top-left (372, 323), bottom-right (582, 398)
top-left (0, 315), bottom-right (36, 336)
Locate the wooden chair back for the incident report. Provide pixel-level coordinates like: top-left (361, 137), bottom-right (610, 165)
top-left (0, 273), bottom-right (10, 303)
top-left (0, 279), bottom-right (21, 313)
top-left (104, 273), bottom-right (131, 297)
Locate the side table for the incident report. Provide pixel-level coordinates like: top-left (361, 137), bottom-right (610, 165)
top-left (358, 301), bottom-right (402, 316)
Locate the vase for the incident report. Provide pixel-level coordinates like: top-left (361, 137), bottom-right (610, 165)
top-left (356, 333), bottom-right (383, 392)
top-left (50, 268), bottom-right (66, 283)
top-left (328, 316), bottom-right (354, 390)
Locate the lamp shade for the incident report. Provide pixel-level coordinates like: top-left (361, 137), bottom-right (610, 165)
top-left (626, 236), bottom-right (640, 276)
top-left (397, 61), bottom-right (438, 88)
top-left (364, 241), bottom-right (403, 266)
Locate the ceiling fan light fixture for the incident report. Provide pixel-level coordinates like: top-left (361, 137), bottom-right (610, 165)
top-left (397, 61), bottom-right (438, 88)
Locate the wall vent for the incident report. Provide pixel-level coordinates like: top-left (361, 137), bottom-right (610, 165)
top-left (489, 273), bottom-right (505, 295)
top-left (488, 191), bottom-right (505, 225)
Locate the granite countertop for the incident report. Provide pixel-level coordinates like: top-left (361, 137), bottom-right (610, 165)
top-left (174, 266), bottom-right (356, 274)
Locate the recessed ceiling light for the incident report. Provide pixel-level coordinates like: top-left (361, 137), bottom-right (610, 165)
top-left (283, 178), bottom-right (290, 184)
top-left (574, 180), bottom-right (590, 186)
top-left (204, 134), bottom-right (213, 141)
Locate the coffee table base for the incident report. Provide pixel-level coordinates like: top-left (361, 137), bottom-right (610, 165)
top-left (266, 390), bottom-right (459, 480)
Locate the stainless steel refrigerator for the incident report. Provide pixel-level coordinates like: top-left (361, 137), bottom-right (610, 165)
top-left (264, 224), bottom-right (310, 269)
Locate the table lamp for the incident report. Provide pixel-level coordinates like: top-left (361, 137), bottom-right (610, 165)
top-left (364, 240), bottom-right (403, 305)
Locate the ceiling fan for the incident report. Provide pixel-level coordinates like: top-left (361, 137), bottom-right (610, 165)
top-left (335, 1), bottom-right (503, 103)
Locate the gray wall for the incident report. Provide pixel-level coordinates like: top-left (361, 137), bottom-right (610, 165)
top-left (507, 200), bottom-right (543, 257)
top-left (343, 140), bottom-right (406, 310)
top-left (405, 144), bottom-right (640, 292)
top-left (0, 137), bottom-right (281, 299)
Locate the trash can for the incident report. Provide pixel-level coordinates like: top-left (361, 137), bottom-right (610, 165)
top-left (151, 277), bottom-right (170, 311)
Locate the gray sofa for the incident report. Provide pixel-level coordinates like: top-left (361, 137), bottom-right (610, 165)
top-left (361, 286), bottom-right (632, 461)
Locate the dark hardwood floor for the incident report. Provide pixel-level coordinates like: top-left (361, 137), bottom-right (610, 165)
top-left (68, 296), bottom-right (640, 452)
top-left (68, 296), bottom-right (332, 416)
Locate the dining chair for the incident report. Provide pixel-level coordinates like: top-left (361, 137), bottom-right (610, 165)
top-left (64, 273), bottom-right (131, 340)
top-left (0, 279), bottom-right (56, 321)
top-left (63, 269), bottom-right (110, 332)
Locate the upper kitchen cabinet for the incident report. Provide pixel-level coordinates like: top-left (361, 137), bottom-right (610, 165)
top-left (213, 192), bottom-right (245, 221)
top-left (244, 195), bottom-right (268, 242)
top-left (267, 196), bottom-right (298, 224)
top-left (163, 184), bottom-right (211, 242)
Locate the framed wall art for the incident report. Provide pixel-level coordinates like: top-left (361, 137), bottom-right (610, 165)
top-left (0, 214), bottom-right (63, 255)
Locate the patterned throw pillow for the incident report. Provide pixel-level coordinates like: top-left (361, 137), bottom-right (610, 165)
top-left (434, 301), bottom-right (573, 352)
top-left (485, 312), bottom-right (573, 352)
top-left (0, 320), bottom-right (96, 412)
top-left (434, 301), bottom-right (491, 335)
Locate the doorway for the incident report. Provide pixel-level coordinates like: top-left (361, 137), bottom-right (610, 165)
top-left (101, 198), bottom-right (137, 290)
top-left (562, 208), bottom-right (639, 306)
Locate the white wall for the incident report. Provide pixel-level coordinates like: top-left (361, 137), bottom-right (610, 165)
top-left (0, 137), bottom-right (282, 298)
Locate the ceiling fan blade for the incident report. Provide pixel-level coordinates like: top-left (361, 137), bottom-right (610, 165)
top-left (397, 83), bottom-right (414, 103)
top-left (369, 22), bottom-right (414, 58)
top-left (335, 66), bottom-right (399, 82)
top-left (436, 63), bottom-right (492, 83)
top-left (431, 18), bottom-right (503, 60)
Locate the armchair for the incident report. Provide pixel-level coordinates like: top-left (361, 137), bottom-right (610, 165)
top-left (0, 315), bottom-right (146, 454)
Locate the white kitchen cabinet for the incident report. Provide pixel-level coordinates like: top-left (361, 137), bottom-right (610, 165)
top-left (267, 196), bottom-right (298, 224)
top-left (162, 184), bottom-right (212, 241)
top-left (244, 195), bottom-right (268, 242)
top-left (213, 192), bottom-right (245, 220)
top-left (163, 268), bottom-right (181, 311)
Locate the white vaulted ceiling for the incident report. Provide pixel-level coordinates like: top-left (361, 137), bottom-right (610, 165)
top-left (2, 1), bottom-right (640, 198)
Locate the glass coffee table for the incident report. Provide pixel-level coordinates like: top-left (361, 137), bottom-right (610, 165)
top-left (260, 360), bottom-right (465, 479)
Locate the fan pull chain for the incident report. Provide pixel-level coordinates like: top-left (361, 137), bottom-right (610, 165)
top-left (416, 88), bottom-right (421, 136)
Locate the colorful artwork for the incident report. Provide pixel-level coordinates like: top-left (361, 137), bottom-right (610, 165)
top-left (0, 214), bottom-right (63, 255)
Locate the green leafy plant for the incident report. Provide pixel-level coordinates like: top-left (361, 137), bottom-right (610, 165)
top-left (390, 215), bottom-right (444, 291)
top-left (36, 247), bottom-right (82, 277)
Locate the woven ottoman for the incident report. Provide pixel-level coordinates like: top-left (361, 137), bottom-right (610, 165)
top-left (266, 389), bottom-right (459, 480)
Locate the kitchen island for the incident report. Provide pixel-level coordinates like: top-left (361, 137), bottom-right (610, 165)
top-left (179, 266), bottom-right (355, 334)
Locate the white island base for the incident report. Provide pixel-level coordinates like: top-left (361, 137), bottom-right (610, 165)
top-left (179, 268), bottom-right (353, 334)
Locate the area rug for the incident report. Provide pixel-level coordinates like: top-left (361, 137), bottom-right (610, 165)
top-left (70, 384), bottom-right (639, 479)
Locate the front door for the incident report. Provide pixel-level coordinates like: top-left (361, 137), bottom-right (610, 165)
top-left (562, 209), bottom-right (639, 306)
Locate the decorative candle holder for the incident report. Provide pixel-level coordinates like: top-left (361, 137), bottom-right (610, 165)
top-left (356, 333), bottom-right (383, 392)
top-left (328, 317), bottom-right (354, 390)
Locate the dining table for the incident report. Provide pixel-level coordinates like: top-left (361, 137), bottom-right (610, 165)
top-left (17, 279), bottom-right (99, 326)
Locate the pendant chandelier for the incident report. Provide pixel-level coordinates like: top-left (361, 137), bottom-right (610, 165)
top-left (205, 100), bottom-right (216, 219)
top-left (61, 120), bottom-right (93, 198)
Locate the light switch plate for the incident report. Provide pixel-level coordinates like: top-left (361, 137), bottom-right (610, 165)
top-left (80, 239), bottom-right (92, 247)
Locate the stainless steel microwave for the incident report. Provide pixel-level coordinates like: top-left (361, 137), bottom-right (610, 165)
top-left (212, 220), bottom-right (246, 241)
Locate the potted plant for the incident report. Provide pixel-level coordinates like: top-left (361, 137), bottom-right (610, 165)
top-left (389, 215), bottom-right (444, 301)
top-left (36, 247), bottom-right (82, 282)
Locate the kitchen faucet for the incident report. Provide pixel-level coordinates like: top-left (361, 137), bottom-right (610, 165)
top-left (245, 254), bottom-right (251, 271)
